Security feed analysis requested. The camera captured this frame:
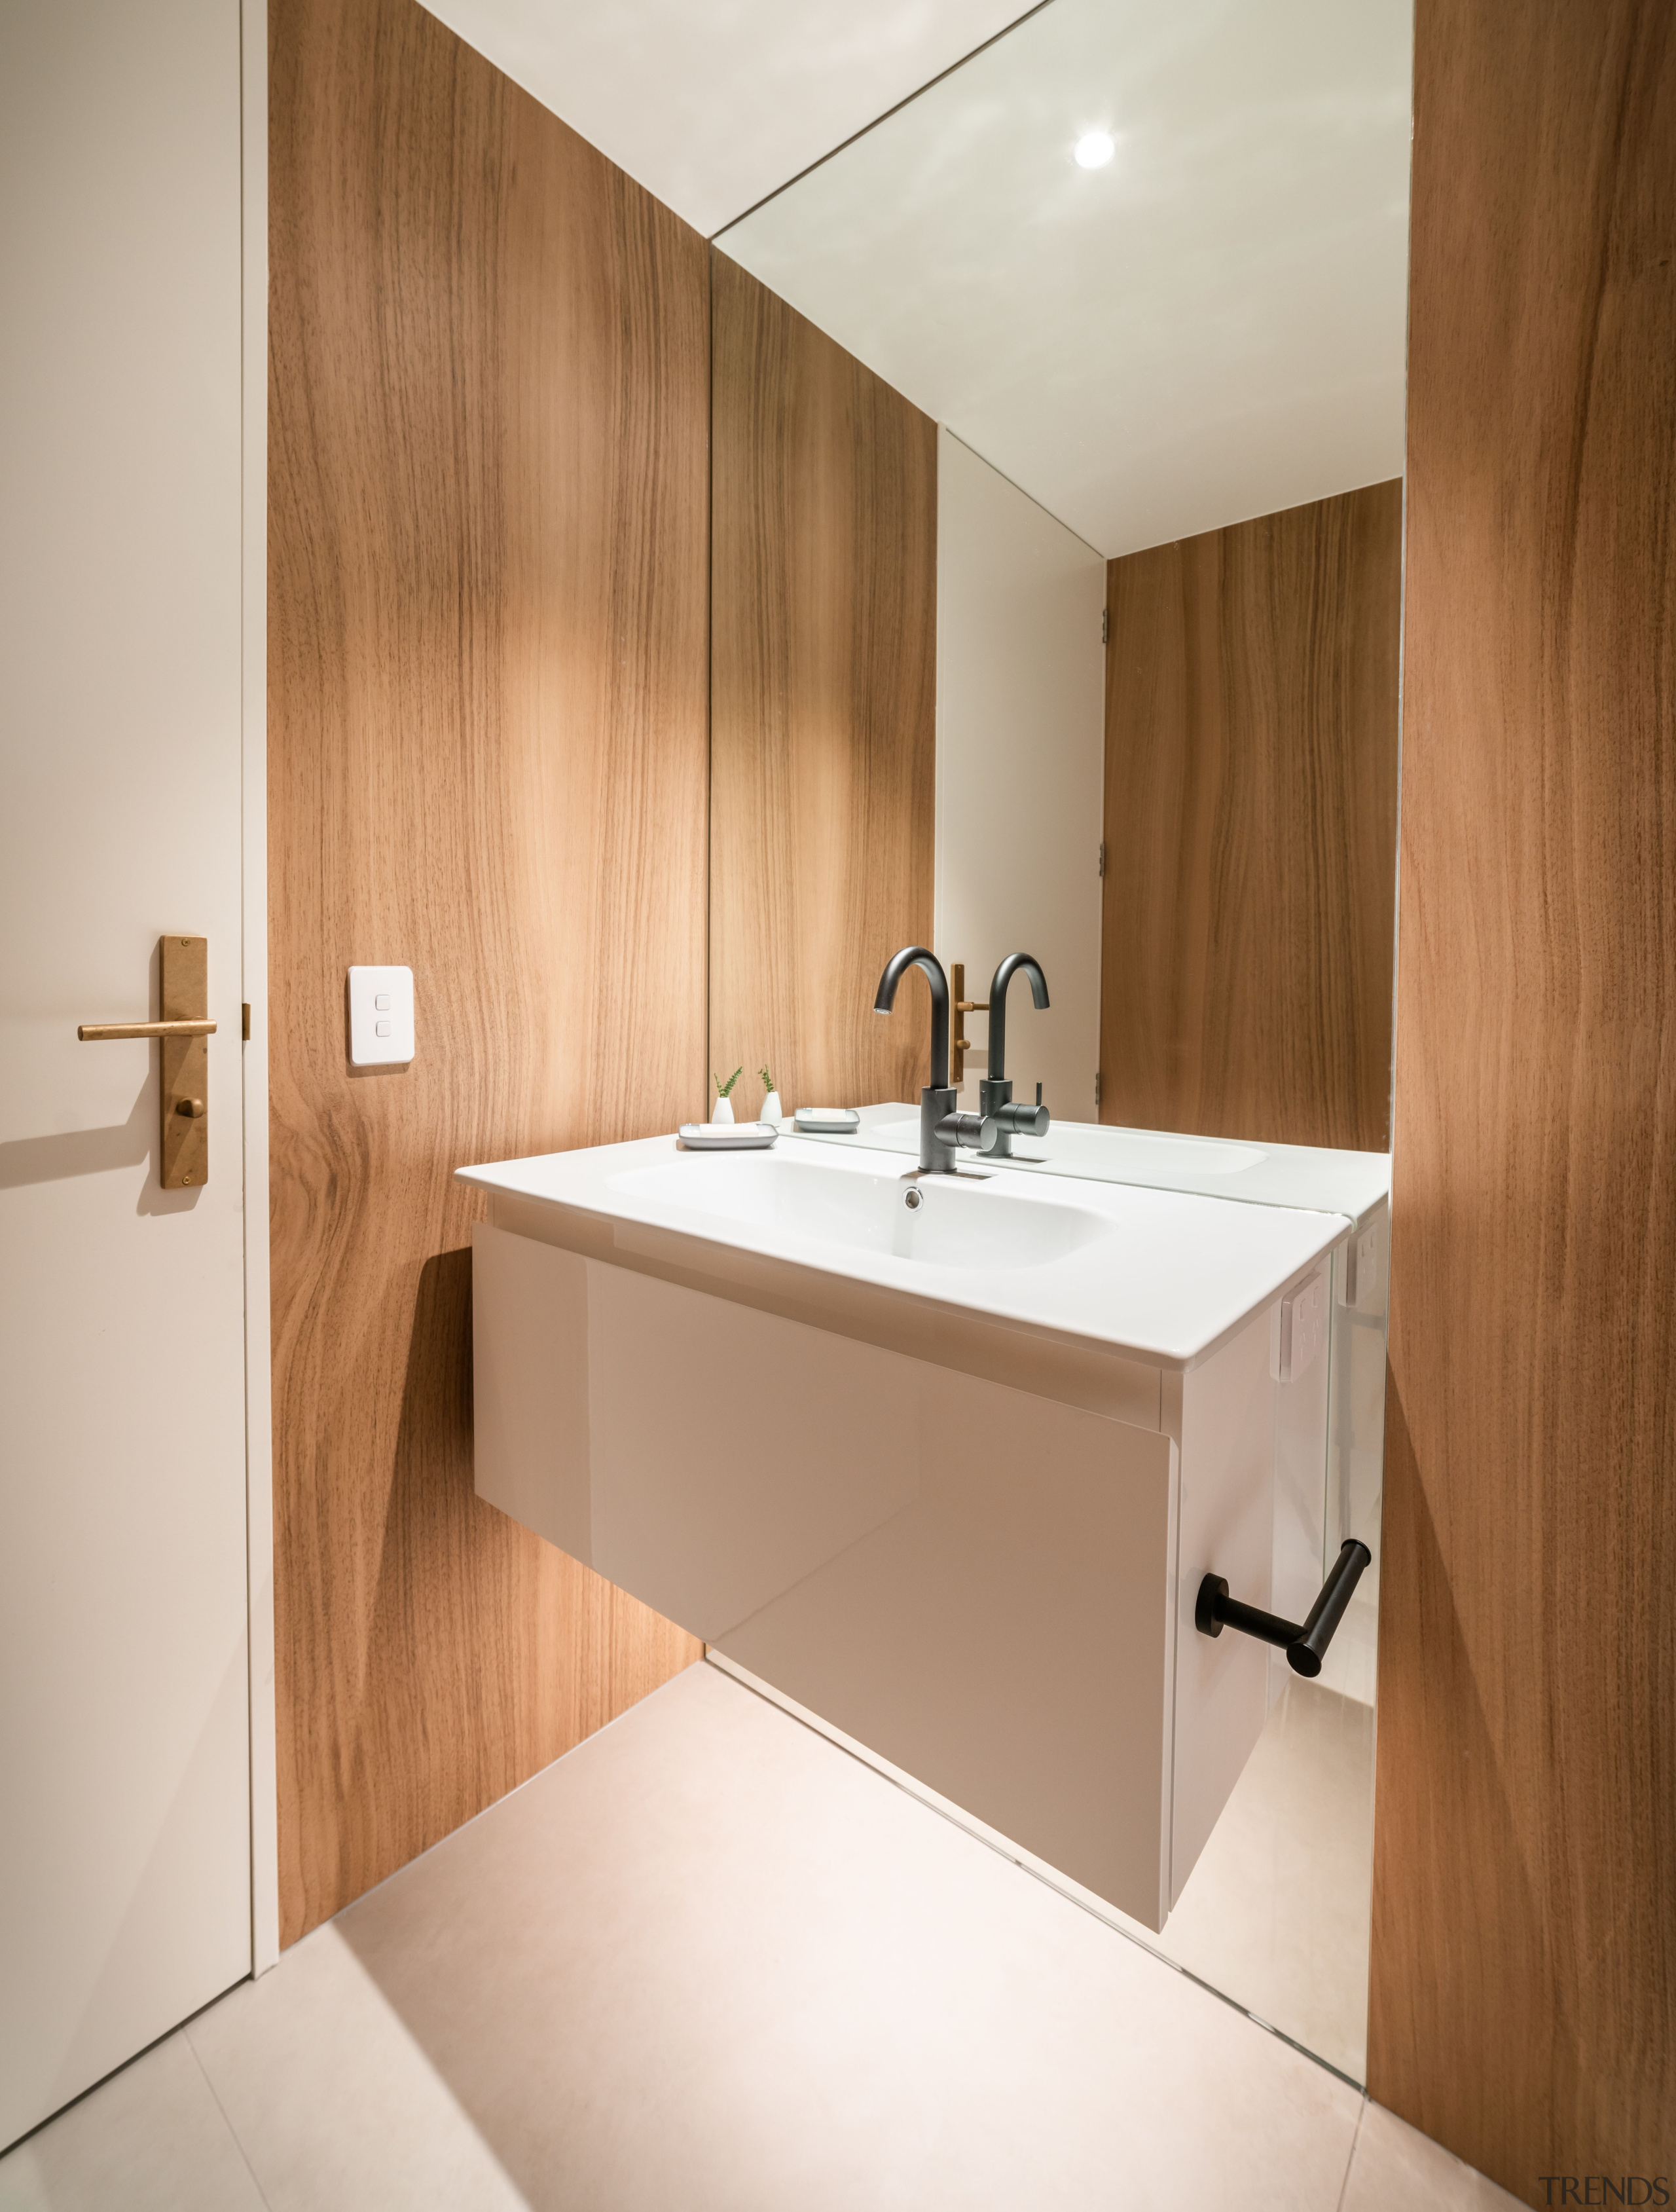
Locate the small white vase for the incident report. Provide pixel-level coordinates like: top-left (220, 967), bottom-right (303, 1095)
top-left (712, 1093), bottom-right (735, 1124)
top-left (761, 1089), bottom-right (783, 1126)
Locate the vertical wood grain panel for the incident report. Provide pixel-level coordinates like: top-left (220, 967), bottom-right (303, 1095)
top-left (268, 0), bottom-right (706, 1947)
top-left (709, 252), bottom-right (937, 1120)
top-left (1101, 483), bottom-right (1402, 1151)
top-left (1369, 1), bottom-right (1676, 2195)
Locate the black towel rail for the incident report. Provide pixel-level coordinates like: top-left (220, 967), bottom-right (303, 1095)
top-left (1194, 1538), bottom-right (1372, 1678)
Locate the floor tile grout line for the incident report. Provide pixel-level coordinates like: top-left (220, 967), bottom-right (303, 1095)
top-left (181, 2026), bottom-right (274, 2211)
top-left (1334, 2094), bottom-right (1369, 2212)
top-left (704, 1655), bottom-right (1368, 2098)
top-left (0, 1978), bottom-right (249, 2166)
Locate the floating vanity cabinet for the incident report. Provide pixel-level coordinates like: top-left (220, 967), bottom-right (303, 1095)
top-left (461, 1136), bottom-right (1349, 1930)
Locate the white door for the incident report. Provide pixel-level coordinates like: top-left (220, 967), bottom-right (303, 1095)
top-left (934, 427), bottom-right (1106, 1120)
top-left (0, 0), bottom-right (259, 2148)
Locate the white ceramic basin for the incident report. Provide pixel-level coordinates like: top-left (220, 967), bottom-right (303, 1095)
top-left (609, 1153), bottom-right (1111, 1271)
top-left (458, 1131), bottom-right (1351, 1369)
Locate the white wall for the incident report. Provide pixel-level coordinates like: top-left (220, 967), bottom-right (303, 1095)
top-left (934, 430), bottom-right (1105, 1122)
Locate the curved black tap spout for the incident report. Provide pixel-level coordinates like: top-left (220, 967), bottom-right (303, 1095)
top-left (873, 946), bottom-right (951, 1091)
top-left (875, 946), bottom-right (990, 1173)
top-left (979, 953), bottom-right (1052, 1157)
top-left (985, 953), bottom-right (1050, 1080)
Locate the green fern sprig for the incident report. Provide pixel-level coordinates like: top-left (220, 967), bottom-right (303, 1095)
top-left (714, 1065), bottom-right (742, 1098)
top-left (759, 1065), bottom-right (776, 1094)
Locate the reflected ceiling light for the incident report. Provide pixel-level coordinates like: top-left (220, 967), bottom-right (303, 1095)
top-left (1074, 130), bottom-right (1116, 170)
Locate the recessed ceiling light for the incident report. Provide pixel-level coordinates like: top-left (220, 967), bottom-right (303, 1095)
top-left (1074, 131), bottom-right (1116, 170)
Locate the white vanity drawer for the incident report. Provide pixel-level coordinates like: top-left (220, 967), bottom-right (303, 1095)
top-left (471, 1219), bottom-right (1321, 1930)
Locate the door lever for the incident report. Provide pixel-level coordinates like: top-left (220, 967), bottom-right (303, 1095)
top-left (1195, 1538), bottom-right (1372, 1678)
top-left (78, 1020), bottom-right (215, 1040)
top-left (77, 935), bottom-right (215, 1188)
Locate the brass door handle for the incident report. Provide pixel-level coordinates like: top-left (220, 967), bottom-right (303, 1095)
top-left (77, 936), bottom-right (213, 1188)
top-left (78, 1019), bottom-right (217, 1040)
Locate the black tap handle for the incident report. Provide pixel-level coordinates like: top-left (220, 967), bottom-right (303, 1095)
top-left (1195, 1539), bottom-right (1372, 1679)
top-left (936, 1111), bottom-right (998, 1154)
top-left (993, 1099), bottom-right (1050, 1137)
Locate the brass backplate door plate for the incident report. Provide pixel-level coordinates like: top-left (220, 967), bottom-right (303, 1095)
top-left (161, 934), bottom-right (210, 1188)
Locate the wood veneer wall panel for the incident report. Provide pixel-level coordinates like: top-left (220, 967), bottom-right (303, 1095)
top-left (1100, 482), bottom-right (1402, 1151)
top-left (268, 0), bottom-right (707, 1946)
top-left (1368, 0), bottom-right (1676, 2192)
top-left (710, 253), bottom-right (937, 1117)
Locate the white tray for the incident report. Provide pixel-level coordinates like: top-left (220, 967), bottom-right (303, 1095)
top-left (677, 1122), bottom-right (779, 1150)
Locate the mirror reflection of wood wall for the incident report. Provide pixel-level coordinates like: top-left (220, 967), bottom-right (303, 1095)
top-left (1100, 479), bottom-right (1402, 1154)
top-left (709, 253), bottom-right (937, 1121)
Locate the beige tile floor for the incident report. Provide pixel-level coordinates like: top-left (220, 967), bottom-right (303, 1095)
top-left (0, 1661), bottom-right (1520, 2212)
top-left (710, 1640), bottom-right (1377, 2080)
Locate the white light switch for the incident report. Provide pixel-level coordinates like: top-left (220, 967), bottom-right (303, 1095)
top-left (348, 965), bottom-right (414, 1065)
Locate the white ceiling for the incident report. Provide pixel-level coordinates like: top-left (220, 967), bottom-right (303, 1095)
top-left (420, 0), bottom-right (1042, 238)
top-left (719, 0), bottom-right (1413, 557)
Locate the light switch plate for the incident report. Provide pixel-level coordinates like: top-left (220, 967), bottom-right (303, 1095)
top-left (348, 965), bottom-right (414, 1065)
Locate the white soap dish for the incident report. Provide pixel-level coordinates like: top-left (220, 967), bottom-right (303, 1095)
top-left (793, 1107), bottom-right (861, 1133)
top-left (677, 1122), bottom-right (778, 1150)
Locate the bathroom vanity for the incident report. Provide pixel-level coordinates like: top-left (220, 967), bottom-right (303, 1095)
top-left (460, 1122), bottom-right (1388, 1932)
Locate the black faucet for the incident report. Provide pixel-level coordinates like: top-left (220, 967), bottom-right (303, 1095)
top-left (873, 946), bottom-right (998, 1173)
top-left (979, 953), bottom-right (1053, 1158)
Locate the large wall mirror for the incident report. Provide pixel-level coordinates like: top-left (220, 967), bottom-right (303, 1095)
top-left (707, 0), bottom-right (1412, 2085)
